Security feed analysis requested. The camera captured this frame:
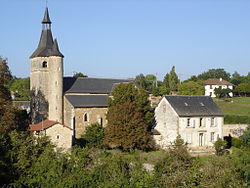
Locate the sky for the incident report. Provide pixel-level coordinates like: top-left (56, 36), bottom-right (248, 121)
top-left (1, 0), bottom-right (250, 81)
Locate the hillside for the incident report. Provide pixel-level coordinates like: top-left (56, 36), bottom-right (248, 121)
top-left (214, 97), bottom-right (250, 124)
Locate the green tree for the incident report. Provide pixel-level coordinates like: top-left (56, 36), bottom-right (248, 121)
top-left (237, 82), bottom-right (250, 96)
top-left (82, 123), bottom-right (104, 148)
top-left (169, 66), bottom-right (179, 92)
top-left (214, 138), bottom-right (227, 155)
top-left (163, 73), bottom-right (170, 88)
top-left (0, 60), bottom-right (16, 134)
top-left (73, 72), bottom-right (88, 78)
top-left (0, 57), bottom-right (12, 86)
top-left (197, 68), bottom-right (231, 81)
top-left (9, 77), bottom-right (30, 101)
top-left (178, 81), bottom-right (204, 95)
top-left (109, 83), bottom-right (154, 127)
top-left (104, 102), bottom-right (153, 151)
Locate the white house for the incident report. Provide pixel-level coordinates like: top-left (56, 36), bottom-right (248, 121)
top-left (153, 96), bottom-right (224, 150)
top-left (204, 78), bottom-right (234, 97)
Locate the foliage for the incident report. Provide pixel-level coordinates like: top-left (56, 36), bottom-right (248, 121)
top-left (214, 138), bottom-right (227, 155)
top-left (9, 77), bottom-right (30, 101)
top-left (240, 125), bottom-right (250, 149)
top-left (232, 137), bottom-right (242, 148)
top-left (81, 123), bottom-right (104, 148)
top-left (178, 81), bottom-right (204, 95)
top-left (0, 61), bottom-right (16, 134)
top-left (0, 57), bottom-right (12, 86)
top-left (237, 82), bottom-right (250, 96)
top-left (168, 66), bottom-right (179, 91)
top-left (197, 68), bottom-right (231, 81)
top-left (104, 102), bottom-right (153, 151)
top-left (230, 147), bottom-right (250, 186)
top-left (73, 72), bottom-right (88, 78)
top-left (109, 83), bottom-right (154, 126)
top-left (224, 115), bottom-right (250, 124)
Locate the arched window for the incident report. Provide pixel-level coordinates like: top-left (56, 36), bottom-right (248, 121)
top-left (42, 61), bottom-right (48, 68)
top-left (84, 113), bottom-right (88, 122)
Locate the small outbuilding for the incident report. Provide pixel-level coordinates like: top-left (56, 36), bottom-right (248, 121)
top-left (29, 120), bottom-right (73, 151)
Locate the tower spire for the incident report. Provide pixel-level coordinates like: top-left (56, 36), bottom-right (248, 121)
top-left (30, 7), bottom-right (64, 58)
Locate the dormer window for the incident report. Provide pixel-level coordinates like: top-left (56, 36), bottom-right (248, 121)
top-left (42, 61), bottom-right (48, 68)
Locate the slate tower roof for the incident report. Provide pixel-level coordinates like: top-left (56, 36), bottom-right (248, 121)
top-left (30, 7), bottom-right (64, 58)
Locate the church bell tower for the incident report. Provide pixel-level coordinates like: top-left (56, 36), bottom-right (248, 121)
top-left (30, 7), bottom-right (64, 124)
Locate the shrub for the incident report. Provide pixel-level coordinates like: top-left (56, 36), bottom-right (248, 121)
top-left (81, 123), bottom-right (104, 148)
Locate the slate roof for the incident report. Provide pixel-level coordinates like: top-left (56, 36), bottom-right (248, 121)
top-left (165, 96), bottom-right (224, 117)
top-left (204, 78), bottom-right (234, 86)
top-left (30, 8), bottom-right (64, 58)
top-left (63, 77), bottom-right (134, 94)
top-left (65, 95), bottom-right (109, 107)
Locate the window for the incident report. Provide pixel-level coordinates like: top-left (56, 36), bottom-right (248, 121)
top-left (84, 113), bottom-right (88, 122)
top-left (99, 117), bottom-right (103, 126)
top-left (210, 85), bottom-right (212, 89)
top-left (199, 118), bottom-right (202, 127)
top-left (210, 92), bottom-right (212, 96)
top-left (187, 118), bottom-right (190, 127)
top-left (56, 135), bottom-right (60, 139)
top-left (42, 61), bottom-right (48, 68)
top-left (193, 119), bottom-right (196, 128)
top-left (211, 132), bottom-right (215, 142)
top-left (211, 117), bottom-right (215, 126)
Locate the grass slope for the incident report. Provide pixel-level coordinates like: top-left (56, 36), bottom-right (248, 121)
top-left (214, 97), bottom-right (250, 117)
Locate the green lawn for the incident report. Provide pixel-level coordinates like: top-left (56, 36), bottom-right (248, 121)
top-left (214, 97), bottom-right (250, 117)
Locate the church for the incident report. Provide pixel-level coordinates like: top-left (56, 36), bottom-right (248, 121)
top-left (29, 8), bottom-right (134, 149)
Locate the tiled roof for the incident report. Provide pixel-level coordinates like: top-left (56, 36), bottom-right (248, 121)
top-left (63, 77), bottom-right (134, 94)
top-left (65, 94), bottom-right (109, 107)
top-left (29, 120), bottom-right (71, 131)
top-left (165, 96), bottom-right (224, 117)
top-left (204, 78), bottom-right (234, 86)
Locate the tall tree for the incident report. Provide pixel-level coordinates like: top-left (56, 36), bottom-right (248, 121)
top-left (104, 102), bottom-right (153, 151)
top-left (169, 66), bottom-right (179, 92)
top-left (0, 58), bottom-right (16, 134)
top-left (109, 83), bottom-right (154, 126)
top-left (178, 81), bottom-right (204, 96)
top-left (0, 57), bottom-right (12, 86)
top-left (163, 73), bottom-right (170, 88)
top-left (197, 68), bottom-right (231, 81)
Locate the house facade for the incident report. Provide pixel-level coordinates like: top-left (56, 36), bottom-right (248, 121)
top-left (204, 78), bottom-right (234, 97)
top-left (154, 96), bottom-right (224, 150)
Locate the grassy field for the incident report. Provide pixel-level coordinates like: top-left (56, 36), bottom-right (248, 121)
top-left (214, 97), bottom-right (250, 117)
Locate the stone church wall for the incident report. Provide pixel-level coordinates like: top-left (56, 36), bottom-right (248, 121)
top-left (74, 107), bottom-right (108, 138)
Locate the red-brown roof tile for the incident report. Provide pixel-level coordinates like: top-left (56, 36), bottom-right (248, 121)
top-left (29, 120), bottom-right (72, 131)
top-left (204, 78), bottom-right (234, 86)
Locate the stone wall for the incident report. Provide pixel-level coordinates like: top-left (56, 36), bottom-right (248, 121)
top-left (74, 107), bottom-right (108, 138)
top-left (222, 124), bottom-right (248, 138)
top-left (44, 123), bottom-right (72, 151)
top-left (154, 98), bottom-right (178, 149)
top-left (30, 56), bottom-right (63, 123)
